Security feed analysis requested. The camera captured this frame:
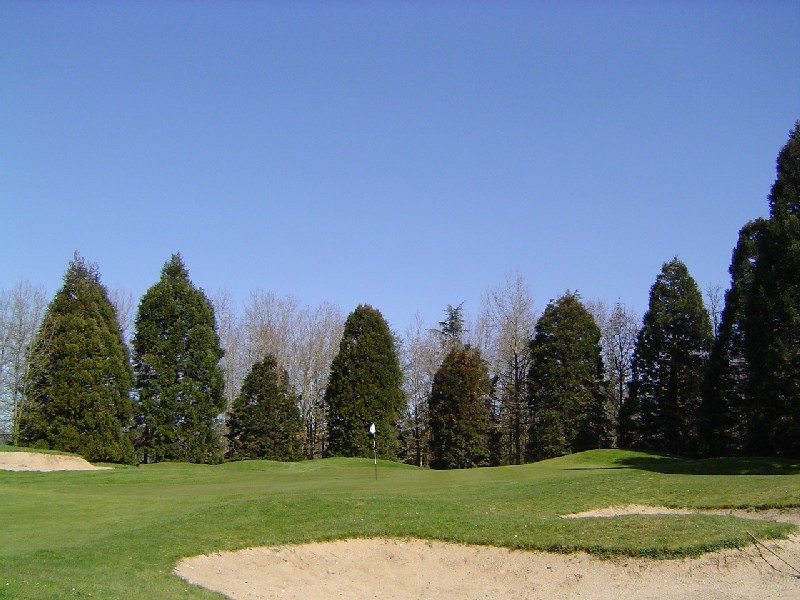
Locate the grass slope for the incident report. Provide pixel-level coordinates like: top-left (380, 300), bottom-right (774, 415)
top-left (0, 447), bottom-right (798, 599)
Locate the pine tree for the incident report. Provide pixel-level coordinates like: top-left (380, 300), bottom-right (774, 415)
top-left (428, 345), bottom-right (491, 469)
top-left (133, 254), bottom-right (225, 464)
top-left (526, 292), bottom-right (607, 461)
top-left (19, 254), bottom-right (135, 463)
top-left (702, 220), bottom-right (765, 455)
top-left (743, 122), bottom-right (800, 456)
top-left (626, 258), bottom-right (712, 456)
top-left (437, 303), bottom-right (466, 347)
top-left (325, 305), bottom-right (404, 459)
top-left (226, 354), bottom-right (302, 461)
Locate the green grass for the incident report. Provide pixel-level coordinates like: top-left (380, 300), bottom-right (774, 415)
top-left (1, 447), bottom-right (798, 599)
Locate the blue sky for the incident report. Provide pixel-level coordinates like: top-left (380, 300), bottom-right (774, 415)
top-left (2, 1), bottom-right (799, 331)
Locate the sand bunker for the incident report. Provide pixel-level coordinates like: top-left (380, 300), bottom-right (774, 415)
top-left (176, 510), bottom-right (800, 600)
top-left (0, 451), bottom-right (111, 472)
top-left (562, 505), bottom-right (800, 526)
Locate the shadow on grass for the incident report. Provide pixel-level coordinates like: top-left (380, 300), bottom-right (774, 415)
top-left (613, 454), bottom-right (800, 476)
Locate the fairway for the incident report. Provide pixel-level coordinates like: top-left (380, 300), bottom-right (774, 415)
top-left (1, 448), bottom-right (798, 599)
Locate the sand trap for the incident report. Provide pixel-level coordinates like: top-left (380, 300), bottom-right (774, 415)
top-left (0, 451), bottom-right (111, 471)
top-left (562, 505), bottom-right (800, 526)
top-left (176, 510), bottom-right (800, 600)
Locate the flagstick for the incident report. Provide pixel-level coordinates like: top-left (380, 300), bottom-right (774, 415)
top-left (369, 423), bottom-right (377, 480)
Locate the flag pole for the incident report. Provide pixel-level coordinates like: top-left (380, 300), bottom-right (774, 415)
top-left (369, 423), bottom-right (377, 480)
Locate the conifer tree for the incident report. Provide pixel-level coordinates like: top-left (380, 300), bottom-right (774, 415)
top-left (226, 354), bottom-right (302, 461)
top-left (133, 254), bottom-right (225, 464)
top-left (437, 303), bottom-right (466, 347)
top-left (19, 254), bottom-right (135, 463)
top-left (526, 292), bottom-right (607, 461)
top-left (325, 305), bottom-right (404, 459)
top-left (702, 220), bottom-right (765, 455)
top-left (743, 122), bottom-right (800, 456)
top-left (428, 345), bottom-right (491, 469)
top-left (625, 259), bottom-right (712, 456)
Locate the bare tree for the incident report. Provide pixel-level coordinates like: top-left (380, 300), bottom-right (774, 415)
top-left (108, 287), bottom-right (136, 343)
top-left (241, 290), bottom-right (343, 459)
top-left (0, 280), bottom-right (48, 442)
top-left (244, 290), bottom-right (302, 373)
top-left (400, 312), bottom-right (446, 466)
top-left (479, 272), bottom-right (537, 465)
top-left (211, 288), bottom-right (248, 412)
top-left (587, 299), bottom-right (639, 446)
top-left (294, 301), bottom-right (343, 458)
top-left (704, 282), bottom-right (724, 339)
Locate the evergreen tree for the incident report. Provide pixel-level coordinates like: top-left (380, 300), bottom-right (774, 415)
top-left (428, 345), bottom-right (491, 469)
top-left (702, 220), bottom-right (765, 455)
top-left (526, 292), bottom-right (607, 461)
top-left (325, 305), bottom-right (404, 459)
top-left (437, 303), bottom-right (466, 347)
top-left (743, 122), bottom-right (800, 456)
top-left (626, 259), bottom-right (712, 456)
top-left (133, 254), bottom-right (225, 464)
top-left (19, 254), bottom-right (135, 463)
top-left (226, 354), bottom-right (302, 461)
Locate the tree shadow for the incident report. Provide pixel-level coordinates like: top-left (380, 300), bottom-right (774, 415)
top-left (612, 454), bottom-right (800, 476)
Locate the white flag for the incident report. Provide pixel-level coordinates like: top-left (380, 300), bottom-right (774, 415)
top-left (369, 423), bottom-right (376, 436)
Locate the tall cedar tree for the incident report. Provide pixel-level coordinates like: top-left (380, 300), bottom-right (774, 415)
top-left (428, 345), bottom-right (491, 469)
top-left (702, 220), bottom-right (765, 455)
top-left (226, 354), bottom-right (302, 461)
top-left (438, 303), bottom-right (466, 347)
top-left (19, 254), bottom-right (135, 463)
top-left (133, 254), bottom-right (225, 464)
top-left (743, 121), bottom-right (800, 456)
top-left (625, 258), bottom-right (712, 456)
top-left (526, 292), bottom-right (607, 461)
top-left (325, 305), bottom-right (404, 459)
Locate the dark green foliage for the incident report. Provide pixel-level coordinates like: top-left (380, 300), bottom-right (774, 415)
top-left (437, 302), bottom-right (466, 346)
top-left (325, 305), bottom-right (404, 459)
top-left (133, 254), bottom-right (225, 464)
top-left (19, 254), bottom-right (135, 463)
top-left (226, 354), bottom-right (302, 461)
top-left (702, 122), bottom-right (800, 458)
top-left (626, 259), bottom-right (712, 456)
top-left (428, 345), bottom-right (491, 469)
top-left (702, 220), bottom-right (765, 455)
top-left (526, 292), bottom-right (607, 461)
top-left (743, 122), bottom-right (800, 456)
top-left (767, 121), bottom-right (800, 219)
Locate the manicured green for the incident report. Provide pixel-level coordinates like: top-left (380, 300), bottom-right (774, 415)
top-left (0, 447), bottom-right (798, 599)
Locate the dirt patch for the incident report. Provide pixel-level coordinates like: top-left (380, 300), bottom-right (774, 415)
top-left (176, 530), bottom-right (800, 599)
top-left (0, 451), bottom-right (111, 471)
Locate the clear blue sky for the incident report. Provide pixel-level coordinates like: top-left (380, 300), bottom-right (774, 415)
top-left (2, 1), bottom-right (799, 331)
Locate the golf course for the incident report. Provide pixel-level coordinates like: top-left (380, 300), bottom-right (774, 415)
top-left (1, 445), bottom-right (799, 599)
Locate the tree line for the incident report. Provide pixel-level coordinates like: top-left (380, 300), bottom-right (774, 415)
top-left (1, 121), bottom-right (797, 464)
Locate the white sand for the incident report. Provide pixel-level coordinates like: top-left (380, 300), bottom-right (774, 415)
top-left (0, 451), bottom-right (111, 471)
top-left (176, 509), bottom-right (800, 600)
